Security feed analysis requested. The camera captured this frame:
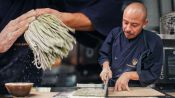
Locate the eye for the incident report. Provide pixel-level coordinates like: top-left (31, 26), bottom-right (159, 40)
top-left (123, 21), bottom-right (128, 25)
top-left (132, 24), bottom-right (139, 27)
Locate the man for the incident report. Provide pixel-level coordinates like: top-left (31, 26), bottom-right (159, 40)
top-left (0, 0), bottom-right (124, 94)
top-left (98, 2), bottom-right (163, 91)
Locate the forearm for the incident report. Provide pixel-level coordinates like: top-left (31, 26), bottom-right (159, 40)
top-left (0, 31), bottom-right (20, 53)
top-left (60, 12), bottom-right (94, 31)
top-left (125, 71), bottom-right (139, 80)
top-left (102, 60), bottom-right (110, 69)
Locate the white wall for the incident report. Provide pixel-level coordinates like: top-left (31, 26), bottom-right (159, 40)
top-left (160, 0), bottom-right (172, 16)
top-left (142, 0), bottom-right (174, 33)
top-left (143, 0), bottom-right (160, 31)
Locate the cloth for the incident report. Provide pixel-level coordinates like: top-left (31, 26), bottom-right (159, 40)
top-left (98, 27), bottom-right (163, 86)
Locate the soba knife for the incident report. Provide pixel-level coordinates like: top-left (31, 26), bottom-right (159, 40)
top-left (104, 76), bottom-right (109, 97)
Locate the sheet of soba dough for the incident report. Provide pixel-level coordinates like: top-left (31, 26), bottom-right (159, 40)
top-left (73, 88), bottom-right (105, 97)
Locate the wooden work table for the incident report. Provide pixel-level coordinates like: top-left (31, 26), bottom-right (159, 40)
top-left (0, 87), bottom-right (174, 98)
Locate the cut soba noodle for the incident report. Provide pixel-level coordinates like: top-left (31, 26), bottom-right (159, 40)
top-left (24, 14), bottom-right (76, 70)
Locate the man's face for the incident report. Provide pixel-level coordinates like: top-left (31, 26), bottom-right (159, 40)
top-left (122, 11), bottom-right (147, 39)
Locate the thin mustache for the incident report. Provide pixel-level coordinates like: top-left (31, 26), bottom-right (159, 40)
top-left (124, 31), bottom-right (133, 35)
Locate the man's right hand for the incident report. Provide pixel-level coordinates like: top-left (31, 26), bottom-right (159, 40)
top-left (100, 61), bottom-right (112, 84)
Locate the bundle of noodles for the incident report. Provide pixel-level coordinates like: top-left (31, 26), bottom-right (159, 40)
top-left (24, 14), bottom-right (76, 70)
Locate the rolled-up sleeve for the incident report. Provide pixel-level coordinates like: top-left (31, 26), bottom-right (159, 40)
top-left (80, 0), bottom-right (123, 36)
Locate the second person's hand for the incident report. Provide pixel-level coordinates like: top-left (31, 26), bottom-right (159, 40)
top-left (0, 10), bottom-right (36, 53)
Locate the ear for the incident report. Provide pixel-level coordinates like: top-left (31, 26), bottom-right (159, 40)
top-left (143, 19), bottom-right (148, 28)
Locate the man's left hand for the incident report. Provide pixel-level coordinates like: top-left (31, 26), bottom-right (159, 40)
top-left (114, 72), bottom-right (130, 91)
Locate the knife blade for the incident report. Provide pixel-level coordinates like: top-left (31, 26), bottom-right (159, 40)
top-left (104, 76), bottom-right (109, 97)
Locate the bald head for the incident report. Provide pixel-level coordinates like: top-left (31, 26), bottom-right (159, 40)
top-left (122, 2), bottom-right (148, 39)
top-left (124, 2), bottom-right (147, 20)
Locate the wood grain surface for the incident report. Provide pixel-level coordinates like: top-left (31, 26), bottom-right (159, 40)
top-left (108, 87), bottom-right (165, 97)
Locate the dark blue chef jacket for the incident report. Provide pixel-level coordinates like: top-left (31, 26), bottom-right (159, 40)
top-left (0, 0), bottom-right (124, 94)
top-left (98, 27), bottom-right (163, 86)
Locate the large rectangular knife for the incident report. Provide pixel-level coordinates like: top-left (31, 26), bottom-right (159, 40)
top-left (104, 76), bottom-right (109, 97)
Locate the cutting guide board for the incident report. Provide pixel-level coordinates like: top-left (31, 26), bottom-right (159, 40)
top-left (108, 87), bottom-right (165, 97)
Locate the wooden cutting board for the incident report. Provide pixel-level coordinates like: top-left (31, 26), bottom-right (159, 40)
top-left (108, 87), bottom-right (165, 97)
top-left (166, 92), bottom-right (175, 97)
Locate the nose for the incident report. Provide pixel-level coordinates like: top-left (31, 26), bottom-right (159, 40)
top-left (125, 25), bottom-right (132, 32)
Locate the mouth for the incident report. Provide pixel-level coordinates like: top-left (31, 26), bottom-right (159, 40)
top-left (124, 31), bottom-right (132, 36)
top-left (124, 31), bottom-right (135, 39)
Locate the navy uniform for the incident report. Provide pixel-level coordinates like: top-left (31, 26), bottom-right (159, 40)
top-left (98, 27), bottom-right (163, 86)
top-left (0, 0), bottom-right (124, 94)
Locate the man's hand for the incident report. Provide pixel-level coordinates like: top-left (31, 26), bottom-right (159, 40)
top-left (100, 61), bottom-right (112, 84)
top-left (36, 8), bottom-right (72, 27)
top-left (36, 8), bottom-right (61, 18)
top-left (0, 10), bottom-right (36, 53)
top-left (35, 8), bottom-right (93, 31)
top-left (114, 71), bottom-right (139, 91)
top-left (3, 10), bottom-right (36, 36)
top-left (114, 72), bottom-right (130, 91)
top-left (100, 67), bottom-right (112, 84)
